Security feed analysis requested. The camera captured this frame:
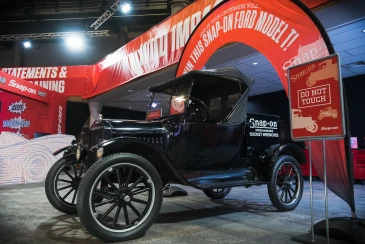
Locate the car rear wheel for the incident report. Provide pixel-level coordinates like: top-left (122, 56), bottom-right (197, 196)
top-left (77, 153), bottom-right (163, 242)
top-left (203, 187), bottom-right (231, 199)
top-left (268, 156), bottom-right (303, 211)
top-left (45, 154), bottom-right (85, 214)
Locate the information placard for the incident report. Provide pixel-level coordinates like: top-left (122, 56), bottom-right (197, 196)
top-left (146, 109), bottom-right (162, 121)
top-left (288, 54), bottom-right (345, 141)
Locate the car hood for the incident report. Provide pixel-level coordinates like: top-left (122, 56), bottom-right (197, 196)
top-left (100, 119), bottom-right (167, 136)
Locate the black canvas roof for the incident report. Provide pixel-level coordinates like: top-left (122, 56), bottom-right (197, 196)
top-left (149, 67), bottom-right (255, 92)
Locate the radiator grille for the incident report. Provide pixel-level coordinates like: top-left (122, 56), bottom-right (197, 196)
top-left (89, 128), bottom-right (104, 148)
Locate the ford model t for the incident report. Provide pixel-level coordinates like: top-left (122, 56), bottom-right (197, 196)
top-left (45, 67), bottom-right (305, 242)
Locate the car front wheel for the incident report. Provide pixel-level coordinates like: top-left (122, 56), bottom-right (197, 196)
top-left (45, 154), bottom-right (85, 214)
top-left (77, 153), bottom-right (163, 242)
top-left (268, 155), bottom-right (303, 211)
top-left (203, 187), bottom-right (232, 199)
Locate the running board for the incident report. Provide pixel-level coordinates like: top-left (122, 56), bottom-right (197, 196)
top-left (193, 180), bottom-right (268, 189)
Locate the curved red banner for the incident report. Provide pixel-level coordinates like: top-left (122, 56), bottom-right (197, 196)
top-left (175, 0), bottom-right (330, 92)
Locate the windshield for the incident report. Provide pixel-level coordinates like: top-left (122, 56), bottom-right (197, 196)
top-left (148, 79), bottom-right (192, 118)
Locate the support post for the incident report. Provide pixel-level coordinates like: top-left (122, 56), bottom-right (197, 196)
top-left (168, 0), bottom-right (190, 15)
top-left (323, 140), bottom-right (329, 243)
top-left (89, 101), bottom-right (103, 128)
top-left (309, 141), bottom-right (314, 242)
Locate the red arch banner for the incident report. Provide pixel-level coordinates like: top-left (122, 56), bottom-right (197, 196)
top-left (175, 0), bottom-right (355, 213)
top-left (175, 0), bottom-right (330, 92)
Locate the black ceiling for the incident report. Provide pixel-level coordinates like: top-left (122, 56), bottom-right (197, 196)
top-left (0, 0), bottom-right (174, 35)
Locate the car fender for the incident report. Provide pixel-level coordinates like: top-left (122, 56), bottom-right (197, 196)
top-left (93, 137), bottom-right (191, 186)
top-left (271, 143), bottom-right (307, 165)
top-left (259, 143), bottom-right (306, 181)
top-left (53, 144), bottom-right (77, 156)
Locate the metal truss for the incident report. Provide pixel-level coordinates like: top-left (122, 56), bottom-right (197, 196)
top-left (0, 30), bottom-right (109, 41)
top-left (91, 0), bottom-right (127, 30)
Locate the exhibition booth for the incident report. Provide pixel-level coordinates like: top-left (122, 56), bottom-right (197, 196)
top-left (0, 70), bottom-right (75, 184)
top-left (0, 0), bottom-right (364, 242)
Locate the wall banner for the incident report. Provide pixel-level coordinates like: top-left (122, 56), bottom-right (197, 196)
top-left (1, 66), bottom-right (88, 96)
top-left (84, 0), bottom-right (332, 98)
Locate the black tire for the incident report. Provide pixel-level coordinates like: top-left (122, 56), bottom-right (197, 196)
top-left (77, 153), bottom-right (163, 242)
top-left (203, 187), bottom-right (231, 199)
top-left (45, 154), bottom-right (85, 214)
top-left (268, 155), bottom-right (303, 211)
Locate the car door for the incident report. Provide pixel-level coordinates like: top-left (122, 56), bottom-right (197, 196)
top-left (214, 122), bottom-right (246, 169)
top-left (181, 122), bottom-right (216, 170)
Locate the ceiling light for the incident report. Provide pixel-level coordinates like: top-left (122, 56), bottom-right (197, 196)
top-left (65, 36), bottom-right (84, 49)
top-left (121, 3), bottom-right (131, 13)
top-left (362, 29), bottom-right (365, 33)
top-left (151, 103), bottom-right (157, 108)
top-left (23, 41), bottom-right (31, 48)
top-left (253, 62), bottom-right (258, 65)
top-left (129, 106), bottom-right (132, 109)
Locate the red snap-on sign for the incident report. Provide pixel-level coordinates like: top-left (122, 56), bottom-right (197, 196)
top-left (146, 109), bottom-right (162, 121)
top-left (288, 54), bottom-right (345, 141)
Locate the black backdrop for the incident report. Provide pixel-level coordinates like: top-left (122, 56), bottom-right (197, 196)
top-left (247, 74), bottom-right (365, 148)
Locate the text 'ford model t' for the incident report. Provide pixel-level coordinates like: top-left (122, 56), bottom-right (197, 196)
top-left (45, 67), bottom-right (305, 242)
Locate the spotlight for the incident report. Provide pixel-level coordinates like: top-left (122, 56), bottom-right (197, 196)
top-left (23, 41), bottom-right (31, 48)
top-left (252, 62), bottom-right (258, 65)
top-left (121, 2), bottom-right (131, 13)
top-left (151, 103), bottom-right (157, 108)
top-left (65, 36), bottom-right (84, 49)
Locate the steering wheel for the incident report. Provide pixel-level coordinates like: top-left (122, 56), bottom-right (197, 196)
top-left (185, 97), bottom-right (209, 122)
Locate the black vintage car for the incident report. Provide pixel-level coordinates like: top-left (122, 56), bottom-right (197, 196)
top-left (45, 67), bottom-right (305, 242)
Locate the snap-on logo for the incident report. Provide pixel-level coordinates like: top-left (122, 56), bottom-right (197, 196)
top-left (8, 100), bottom-right (27, 114)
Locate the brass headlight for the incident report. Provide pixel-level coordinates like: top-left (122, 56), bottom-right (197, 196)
top-left (96, 147), bottom-right (104, 159)
top-left (76, 144), bottom-right (81, 160)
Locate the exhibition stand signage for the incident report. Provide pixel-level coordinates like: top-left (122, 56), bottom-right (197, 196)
top-left (172, 0), bottom-right (361, 242)
top-left (0, 71), bottom-right (51, 104)
top-left (0, 65), bottom-right (89, 96)
top-left (0, 71), bottom-right (67, 138)
top-left (84, 0), bottom-right (333, 98)
top-left (288, 54), bottom-right (345, 140)
top-left (288, 54), bottom-right (346, 242)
